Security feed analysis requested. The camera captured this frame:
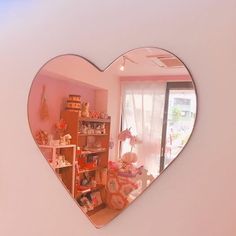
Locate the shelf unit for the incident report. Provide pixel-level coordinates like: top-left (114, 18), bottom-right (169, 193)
top-left (78, 117), bottom-right (111, 123)
top-left (39, 144), bottom-right (76, 197)
top-left (61, 111), bottom-right (111, 215)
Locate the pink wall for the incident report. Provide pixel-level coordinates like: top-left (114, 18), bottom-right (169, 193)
top-left (41, 55), bottom-right (122, 161)
top-left (28, 73), bottom-right (96, 139)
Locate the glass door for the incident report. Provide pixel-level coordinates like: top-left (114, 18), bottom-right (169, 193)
top-left (160, 82), bottom-right (197, 172)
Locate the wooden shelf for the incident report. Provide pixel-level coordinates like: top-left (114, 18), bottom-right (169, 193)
top-left (78, 117), bottom-right (111, 123)
top-left (76, 184), bottom-right (105, 196)
top-left (53, 162), bottom-right (72, 169)
top-left (78, 133), bottom-right (108, 137)
top-left (39, 144), bottom-right (76, 149)
top-left (80, 149), bottom-right (107, 155)
top-left (78, 166), bottom-right (106, 174)
top-left (61, 110), bottom-right (110, 207)
top-left (78, 183), bottom-right (105, 192)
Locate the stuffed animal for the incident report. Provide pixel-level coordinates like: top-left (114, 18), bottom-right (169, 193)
top-left (121, 152), bottom-right (138, 164)
top-left (118, 152), bottom-right (141, 177)
top-left (81, 102), bottom-right (90, 118)
top-left (60, 134), bottom-right (72, 145)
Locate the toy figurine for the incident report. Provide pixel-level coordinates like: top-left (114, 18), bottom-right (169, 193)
top-left (81, 124), bottom-right (88, 134)
top-left (60, 133), bottom-right (72, 145)
top-left (95, 124), bottom-right (101, 134)
top-left (81, 102), bottom-right (90, 118)
top-left (101, 123), bottom-right (106, 134)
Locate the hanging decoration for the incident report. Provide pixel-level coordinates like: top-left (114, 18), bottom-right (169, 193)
top-left (39, 85), bottom-right (49, 120)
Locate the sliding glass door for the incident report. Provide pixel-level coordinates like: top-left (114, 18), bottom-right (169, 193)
top-left (120, 81), bottom-right (196, 176)
top-left (159, 82), bottom-right (197, 172)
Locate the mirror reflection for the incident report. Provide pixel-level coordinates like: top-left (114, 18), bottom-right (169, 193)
top-left (28, 48), bottom-right (197, 227)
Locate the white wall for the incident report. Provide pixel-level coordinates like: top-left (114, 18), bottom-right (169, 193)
top-left (1, 1), bottom-right (236, 236)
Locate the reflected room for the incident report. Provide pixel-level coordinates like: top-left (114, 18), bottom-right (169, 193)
top-left (28, 48), bottom-right (197, 227)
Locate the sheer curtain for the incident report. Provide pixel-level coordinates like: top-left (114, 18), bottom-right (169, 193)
top-left (121, 81), bottom-right (166, 177)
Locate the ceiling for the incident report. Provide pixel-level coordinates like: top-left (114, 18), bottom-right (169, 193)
top-left (42, 48), bottom-right (191, 81)
top-left (108, 47), bottom-right (190, 77)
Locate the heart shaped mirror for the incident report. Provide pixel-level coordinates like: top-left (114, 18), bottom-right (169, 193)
top-left (28, 47), bottom-right (197, 227)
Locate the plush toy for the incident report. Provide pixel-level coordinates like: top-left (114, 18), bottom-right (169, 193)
top-left (81, 102), bottom-right (90, 118)
top-left (121, 152), bottom-right (138, 164)
top-left (118, 152), bottom-right (140, 177)
top-left (60, 134), bottom-right (72, 145)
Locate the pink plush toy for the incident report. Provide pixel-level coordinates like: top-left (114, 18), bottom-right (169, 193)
top-left (121, 152), bottom-right (138, 164)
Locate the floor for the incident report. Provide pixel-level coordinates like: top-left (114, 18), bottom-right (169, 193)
top-left (89, 207), bottom-right (121, 226)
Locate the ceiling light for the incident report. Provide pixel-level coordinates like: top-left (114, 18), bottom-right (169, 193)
top-left (119, 56), bottom-right (126, 71)
top-left (120, 65), bottom-right (125, 71)
top-left (119, 55), bottom-right (137, 71)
